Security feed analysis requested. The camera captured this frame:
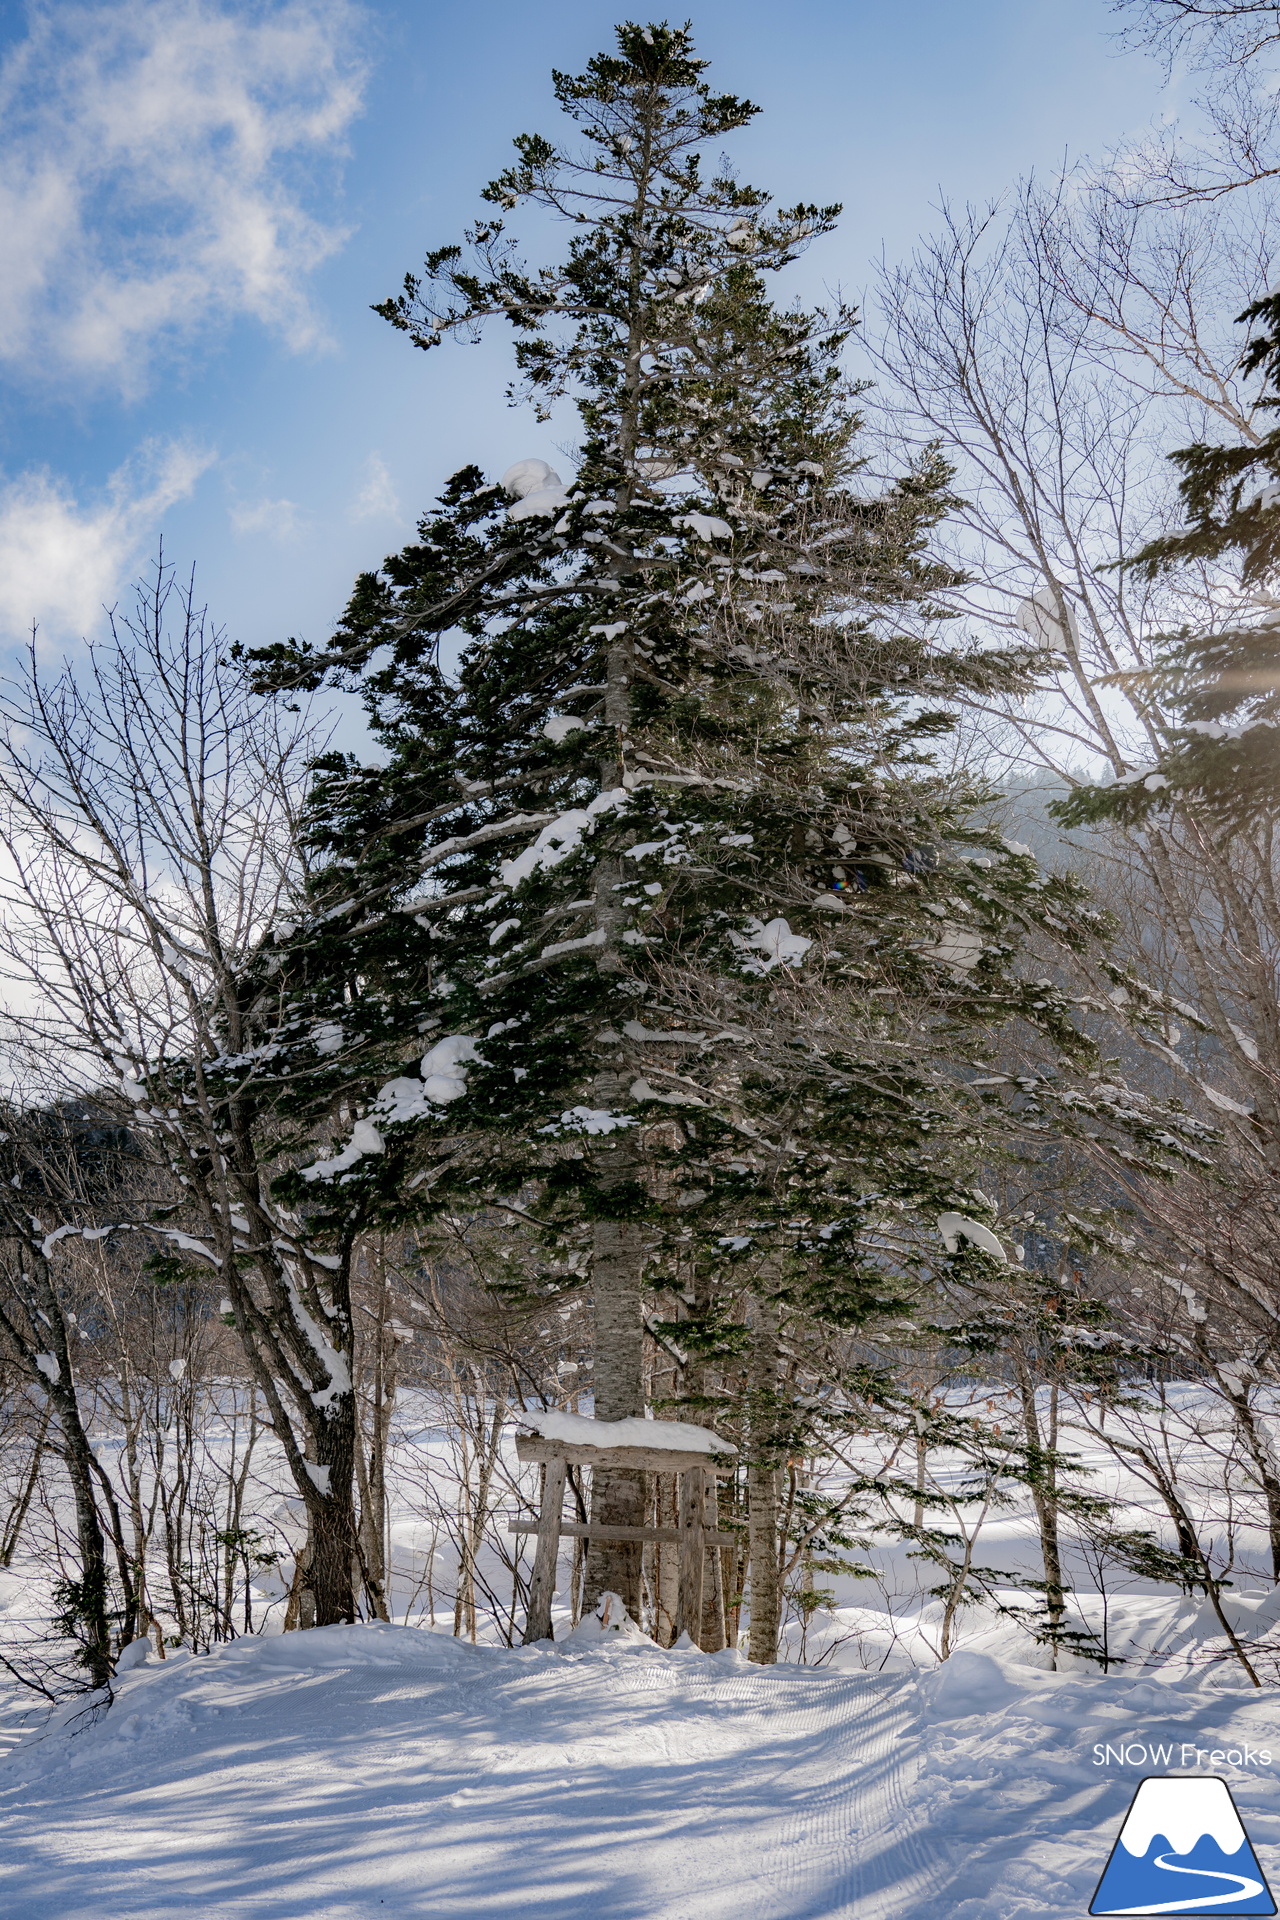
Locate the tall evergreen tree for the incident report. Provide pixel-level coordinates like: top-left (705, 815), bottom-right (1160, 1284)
top-left (253, 22), bottom-right (1109, 1631)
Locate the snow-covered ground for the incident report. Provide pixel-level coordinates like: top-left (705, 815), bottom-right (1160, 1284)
top-left (2, 1620), bottom-right (1280, 1918)
top-left (4, 1382), bottom-right (1280, 1915)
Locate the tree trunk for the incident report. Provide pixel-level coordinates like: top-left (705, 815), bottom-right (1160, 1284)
top-left (939, 1501), bottom-right (986, 1661)
top-left (354, 1241), bottom-right (394, 1620)
top-left (49, 1377), bottom-right (114, 1689)
top-left (582, 1213), bottom-right (647, 1616)
top-left (1219, 1376), bottom-right (1280, 1582)
top-left (747, 1300), bottom-right (782, 1665)
top-left (353, 1418), bottom-right (390, 1622)
top-left (1125, 1438), bottom-right (1262, 1689)
top-left (1, 1400), bottom-right (50, 1568)
top-left (580, 591), bottom-right (648, 1622)
top-left (116, 1368), bottom-right (150, 1643)
top-left (308, 1399), bottom-right (357, 1626)
top-left (698, 1472), bottom-right (727, 1651)
top-left (1017, 1369), bottom-right (1065, 1660)
top-left (25, 1276), bottom-right (117, 1688)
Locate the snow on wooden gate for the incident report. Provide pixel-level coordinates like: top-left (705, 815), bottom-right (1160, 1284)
top-left (507, 1413), bottom-right (738, 1646)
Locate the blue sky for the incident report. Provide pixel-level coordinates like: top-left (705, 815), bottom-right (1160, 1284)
top-left (0, 0), bottom-right (1170, 668)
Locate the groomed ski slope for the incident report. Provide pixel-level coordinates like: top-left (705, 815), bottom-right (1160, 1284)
top-left (2, 1624), bottom-right (1280, 1919)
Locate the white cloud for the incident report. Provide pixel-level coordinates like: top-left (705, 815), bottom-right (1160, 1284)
top-left (230, 495), bottom-right (304, 540)
top-left (0, 0), bottom-right (366, 389)
top-left (352, 452), bottom-right (400, 522)
top-left (0, 441), bottom-right (212, 645)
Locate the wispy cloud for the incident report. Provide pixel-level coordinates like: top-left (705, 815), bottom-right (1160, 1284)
top-left (0, 442), bottom-right (212, 645)
top-left (230, 495), bottom-right (305, 540)
top-left (0, 0), bottom-right (366, 390)
top-left (352, 452), bottom-right (400, 522)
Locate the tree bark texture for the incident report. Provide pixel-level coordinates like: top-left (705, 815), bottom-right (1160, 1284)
top-left (0, 1271), bottom-right (115, 1687)
top-left (56, 1381), bottom-right (115, 1688)
top-left (698, 1474), bottom-right (727, 1652)
top-left (307, 1398), bottom-right (358, 1626)
top-left (583, 1212), bottom-right (647, 1616)
top-left (747, 1300), bottom-right (782, 1665)
top-left (1017, 1370), bottom-right (1065, 1659)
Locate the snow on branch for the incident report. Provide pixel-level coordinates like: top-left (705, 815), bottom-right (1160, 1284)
top-left (937, 1212), bottom-right (1009, 1262)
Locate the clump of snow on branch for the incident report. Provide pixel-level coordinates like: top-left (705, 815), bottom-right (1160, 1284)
top-left (921, 923), bottom-right (983, 971)
top-left (410, 1034), bottom-right (484, 1106)
top-left (499, 790), bottom-right (628, 888)
top-left (301, 1118), bottom-right (386, 1183)
top-left (672, 512), bottom-right (732, 541)
top-left (728, 917), bottom-right (813, 975)
top-left (502, 459), bottom-right (571, 520)
top-left (375, 1034), bottom-right (483, 1122)
top-left (539, 1106), bottom-right (636, 1136)
top-left (938, 1212), bottom-right (1009, 1262)
top-left (304, 1036), bottom-right (484, 1179)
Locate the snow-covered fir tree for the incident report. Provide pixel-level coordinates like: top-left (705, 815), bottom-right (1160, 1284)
top-left (253, 22), bottom-right (1124, 1635)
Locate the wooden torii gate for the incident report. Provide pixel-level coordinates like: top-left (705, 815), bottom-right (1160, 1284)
top-left (509, 1418), bottom-right (738, 1645)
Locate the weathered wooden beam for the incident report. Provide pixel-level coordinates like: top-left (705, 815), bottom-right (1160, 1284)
top-left (522, 1455), bottom-right (566, 1645)
top-left (699, 1463), bottom-right (727, 1652)
top-left (515, 1434), bottom-right (735, 1474)
top-left (676, 1465), bottom-right (706, 1644)
top-left (507, 1518), bottom-right (737, 1546)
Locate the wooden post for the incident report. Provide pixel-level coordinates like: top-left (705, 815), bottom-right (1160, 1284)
top-left (676, 1465), bottom-right (705, 1645)
top-left (699, 1471), bottom-right (727, 1652)
top-left (523, 1456), bottom-right (567, 1644)
top-left (655, 1472), bottom-right (679, 1646)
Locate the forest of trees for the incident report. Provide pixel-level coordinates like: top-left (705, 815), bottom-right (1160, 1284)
top-left (7, 4), bottom-right (1280, 1694)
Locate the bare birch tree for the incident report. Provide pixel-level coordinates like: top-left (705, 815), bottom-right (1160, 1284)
top-left (0, 562), bottom-right (374, 1627)
top-left (870, 141), bottom-right (1280, 1287)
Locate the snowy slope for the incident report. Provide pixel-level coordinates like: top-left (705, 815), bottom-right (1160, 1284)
top-left (2, 1624), bottom-right (1280, 1919)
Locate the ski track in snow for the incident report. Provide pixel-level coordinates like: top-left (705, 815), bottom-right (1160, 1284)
top-left (1, 1625), bottom-right (1280, 1919)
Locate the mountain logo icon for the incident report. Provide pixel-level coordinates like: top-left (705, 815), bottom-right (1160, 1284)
top-left (1091, 1776), bottom-right (1276, 1915)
